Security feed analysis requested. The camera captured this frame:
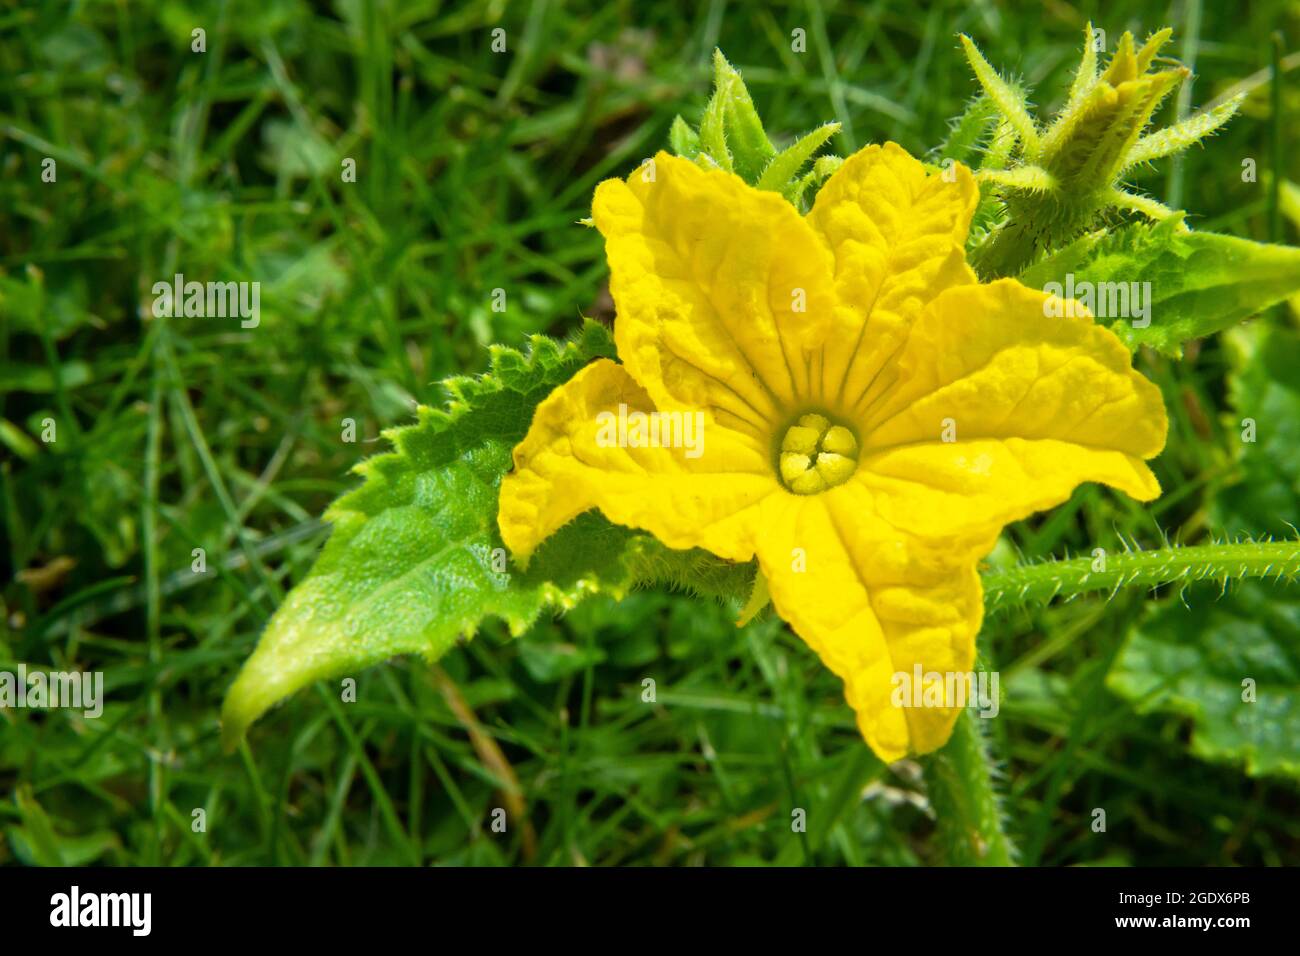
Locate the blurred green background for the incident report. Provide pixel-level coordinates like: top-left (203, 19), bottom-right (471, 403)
top-left (2, 0), bottom-right (1299, 866)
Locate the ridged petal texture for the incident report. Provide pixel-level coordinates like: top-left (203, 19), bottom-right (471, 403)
top-left (499, 146), bottom-right (1168, 762)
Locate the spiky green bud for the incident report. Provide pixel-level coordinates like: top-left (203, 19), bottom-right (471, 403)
top-left (963, 25), bottom-right (1245, 278)
top-left (670, 50), bottom-right (841, 209)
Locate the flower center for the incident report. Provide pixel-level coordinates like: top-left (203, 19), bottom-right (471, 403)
top-left (778, 413), bottom-right (859, 495)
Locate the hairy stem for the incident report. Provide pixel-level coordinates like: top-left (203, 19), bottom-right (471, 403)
top-left (981, 540), bottom-right (1300, 614)
top-left (923, 708), bottom-right (1016, 866)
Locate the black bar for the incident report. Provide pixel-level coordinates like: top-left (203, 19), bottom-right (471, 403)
top-left (0, 866), bottom-right (1286, 941)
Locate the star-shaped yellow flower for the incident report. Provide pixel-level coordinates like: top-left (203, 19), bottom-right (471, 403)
top-left (498, 143), bottom-right (1167, 762)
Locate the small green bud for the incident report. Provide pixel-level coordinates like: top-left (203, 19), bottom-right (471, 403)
top-left (964, 24), bottom-right (1243, 278)
top-left (672, 50), bottom-right (841, 208)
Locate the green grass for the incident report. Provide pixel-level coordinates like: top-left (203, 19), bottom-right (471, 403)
top-left (2, 0), bottom-right (1299, 866)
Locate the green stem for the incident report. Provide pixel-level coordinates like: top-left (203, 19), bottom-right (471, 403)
top-left (981, 540), bottom-right (1300, 614)
top-left (923, 708), bottom-right (1015, 866)
top-left (922, 539), bottom-right (1300, 864)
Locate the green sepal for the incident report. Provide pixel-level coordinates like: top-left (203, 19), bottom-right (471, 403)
top-left (669, 114), bottom-right (701, 158)
top-left (710, 49), bottom-right (775, 182)
top-left (757, 122), bottom-right (840, 204)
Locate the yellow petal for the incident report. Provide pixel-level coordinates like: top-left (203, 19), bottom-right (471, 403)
top-left (855, 278), bottom-right (1166, 533)
top-left (756, 489), bottom-right (984, 762)
top-left (862, 439), bottom-right (1159, 541)
top-left (499, 358), bottom-right (782, 564)
top-left (592, 152), bottom-right (836, 436)
top-left (804, 142), bottom-right (979, 415)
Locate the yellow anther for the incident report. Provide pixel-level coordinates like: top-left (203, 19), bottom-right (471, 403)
top-left (797, 413), bottom-right (831, 433)
top-left (815, 452), bottom-right (856, 486)
top-left (780, 453), bottom-right (813, 486)
top-left (777, 413), bottom-right (859, 495)
top-left (821, 425), bottom-right (858, 457)
top-left (788, 469), bottom-right (827, 495)
top-left (781, 426), bottom-right (821, 456)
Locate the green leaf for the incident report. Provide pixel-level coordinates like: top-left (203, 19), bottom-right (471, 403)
top-left (518, 639), bottom-right (606, 683)
top-left (711, 49), bottom-right (774, 182)
top-left (11, 786), bottom-right (65, 866)
top-left (756, 122), bottom-right (839, 201)
top-left (669, 114), bottom-right (700, 158)
top-left (1018, 217), bottom-right (1300, 356)
top-left (1108, 580), bottom-right (1300, 779)
top-left (221, 322), bottom-right (653, 747)
top-left (1212, 322), bottom-right (1300, 535)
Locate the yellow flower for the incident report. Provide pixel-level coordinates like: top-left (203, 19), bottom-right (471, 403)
top-left (498, 144), bottom-right (1167, 762)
